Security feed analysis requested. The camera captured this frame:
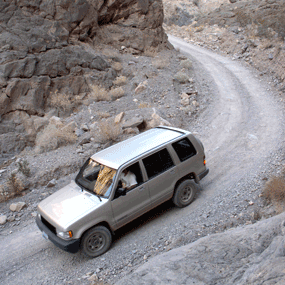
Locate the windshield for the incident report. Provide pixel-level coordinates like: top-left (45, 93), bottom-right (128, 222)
top-left (76, 158), bottom-right (117, 198)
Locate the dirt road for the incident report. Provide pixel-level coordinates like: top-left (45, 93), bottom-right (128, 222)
top-left (1, 36), bottom-right (284, 285)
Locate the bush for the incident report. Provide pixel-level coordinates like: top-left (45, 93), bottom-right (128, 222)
top-left (17, 159), bottom-right (31, 177)
top-left (7, 172), bottom-right (24, 197)
top-left (110, 87), bottom-right (125, 100)
top-left (112, 62), bottom-right (123, 72)
top-left (113, 76), bottom-right (127, 86)
top-left (180, 59), bottom-right (192, 69)
top-left (35, 124), bottom-right (77, 153)
top-left (97, 120), bottom-right (122, 143)
top-left (152, 57), bottom-right (169, 69)
top-left (89, 85), bottom-right (111, 102)
top-left (263, 175), bottom-right (285, 213)
top-left (49, 90), bottom-right (73, 114)
top-left (174, 71), bottom-right (189, 83)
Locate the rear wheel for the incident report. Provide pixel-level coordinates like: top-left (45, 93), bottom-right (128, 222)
top-left (81, 226), bottom-right (112, 258)
top-left (172, 180), bottom-right (197, 208)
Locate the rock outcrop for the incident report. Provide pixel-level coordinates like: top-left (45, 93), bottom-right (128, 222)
top-left (116, 212), bottom-right (285, 284)
top-left (0, 0), bottom-right (169, 157)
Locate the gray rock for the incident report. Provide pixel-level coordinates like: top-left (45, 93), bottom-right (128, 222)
top-left (0, 215), bottom-right (7, 225)
top-left (268, 53), bottom-right (274, 60)
top-left (47, 179), bottom-right (57, 188)
top-left (10, 202), bottom-right (26, 212)
top-left (122, 116), bottom-right (144, 129)
top-left (116, 212), bottom-right (285, 285)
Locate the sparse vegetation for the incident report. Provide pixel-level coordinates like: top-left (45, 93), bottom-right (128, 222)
top-left (97, 120), bottom-right (122, 143)
top-left (174, 71), bottom-right (189, 83)
top-left (138, 102), bottom-right (152, 108)
top-left (7, 172), bottom-right (24, 197)
top-left (89, 85), bottom-right (112, 102)
top-left (112, 62), bottom-right (123, 72)
top-left (49, 90), bottom-right (73, 114)
top-left (113, 76), bottom-right (127, 86)
top-left (263, 175), bottom-right (285, 213)
top-left (35, 124), bottom-right (77, 153)
top-left (180, 59), bottom-right (192, 69)
top-left (17, 159), bottom-right (31, 177)
top-left (152, 57), bottom-right (169, 69)
top-left (110, 87), bottom-right (125, 100)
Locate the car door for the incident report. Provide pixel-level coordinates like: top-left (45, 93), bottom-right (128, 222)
top-left (111, 161), bottom-right (151, 228)
top-left (142, 148), bottom-right (179, 207)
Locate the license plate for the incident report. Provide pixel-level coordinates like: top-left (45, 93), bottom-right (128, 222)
top-left (42, 231), bottom-right (48, 240)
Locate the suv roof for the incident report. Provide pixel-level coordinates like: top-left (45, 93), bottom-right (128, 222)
top-left (91, 126), bottom-right (188, 169)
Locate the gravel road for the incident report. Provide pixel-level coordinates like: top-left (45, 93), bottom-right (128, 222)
top-left (1, 36), bottom-right (284, 285)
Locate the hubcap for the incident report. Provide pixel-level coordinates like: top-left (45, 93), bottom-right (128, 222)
top-left (180, 186), bottom-right (192, 202)
top-left (87, 233), bottom-right (105, 252)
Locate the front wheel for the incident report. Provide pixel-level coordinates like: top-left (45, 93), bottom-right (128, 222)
top-left (81, 226), bottom-right (112, 258)
top-left (172, 180), bottom-right (197, 208)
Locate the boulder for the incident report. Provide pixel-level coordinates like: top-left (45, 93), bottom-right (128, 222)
top-left (116, 212), bottom-right (285, 285)
top-left (10, 202), bottom-right (26, 212)
top-left (0, 215), bottom-right (7, 225)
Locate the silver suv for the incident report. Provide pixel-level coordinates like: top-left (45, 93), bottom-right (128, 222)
top-left (36, 126), bottom-right (209, 257)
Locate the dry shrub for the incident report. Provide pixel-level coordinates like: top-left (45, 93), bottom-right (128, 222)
top-left (263, 176), bottom-right (285, 212)
top-left (35, 124), bottom-right (77, 153)
top-left (110, 87), bottom-right (125, 100)
top-left (152, 57), bottom-right (169, 69)
top-left (98, 120), bottom-right (122, 143)
top-left (113, 76), bottom-right (127, 86)
top-left (180, 59), bottom-right (192, 69)
top-left (174, 71), bottom-right (189, 83)
top-left (112, 62), bottom-right (123, 72)
top-left (97, 111), bottom-right (111, 119)
top-left (138, 102), bottom-right (152, 108)
top-left (7, 172), bottom-right (24, 197)
top-left (49, 90), bottom-right (73, 113)
top-left (144, 47), bottom-right (158, 57)
top-left (17, 159), bottom-right (30, 177)
top-left (89, 85), bottom-right (111, 102)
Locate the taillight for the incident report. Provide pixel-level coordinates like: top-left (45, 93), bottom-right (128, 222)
top-left (203, 156), bottom-right (206, 165)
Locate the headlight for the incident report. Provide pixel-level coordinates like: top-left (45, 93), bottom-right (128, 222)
top-left (57, 231), bottom-right (73, 239)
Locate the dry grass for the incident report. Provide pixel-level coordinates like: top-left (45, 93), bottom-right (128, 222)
top-left (144, 47), bottom-right (158, 57)
top-left (7, 172), bottom-right (24, 197)
top-left (89, 85), bottom-right (112, 102)
top-left (35, 124), bottom-right (77, 153)
top-left (263, 175), bottom-right (285, 213)
top-left (138, 102), bottom-right (152, 108)
top-left (112, 62), bottom-right (123, 72)
top-left (49, 90), bottom-right (73, 114)
top-left (97, 111), bottom-right (111, 119)
top-left (17, 159), bottom-right (31, 177)
top-left (152, 57), bottom-right (169, 69)
top-left (97, 120), bottom-right (122, 143)
top-left (174, 71), bottom-right (189, 83)
top-left (113, 76), bottom-right (127, 86)
top-left (180, 59), bottom-right (192, 69)
top-left (109, 87), bottom-right (125, 100)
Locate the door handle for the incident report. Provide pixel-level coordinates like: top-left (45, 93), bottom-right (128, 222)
top-left (170, 169), bottom-right (175, 174)
top-left (139, 187), bottom-right (145, 191)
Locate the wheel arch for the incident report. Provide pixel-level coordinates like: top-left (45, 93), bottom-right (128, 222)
top-left (174, 173), bottom-right (197, 193)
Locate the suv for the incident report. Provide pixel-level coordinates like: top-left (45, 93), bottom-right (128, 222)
top-left (36, 126), bottom-right (209, 257)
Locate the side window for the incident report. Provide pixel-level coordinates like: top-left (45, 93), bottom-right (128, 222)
top-left (172, 138), bottom-right (197, 162)
top-left (143, 148), bottom-right (174, 179)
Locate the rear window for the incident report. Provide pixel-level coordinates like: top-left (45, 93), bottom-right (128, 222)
top-left (143, 148), bottom-right (174, 179)
top-left (172, 138), bottom-right (197, 162)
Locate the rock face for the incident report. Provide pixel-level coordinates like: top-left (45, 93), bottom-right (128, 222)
top-left (116, 212), bottom-right (285, 284)
top-left (0, 0), bottom-right (169, 157)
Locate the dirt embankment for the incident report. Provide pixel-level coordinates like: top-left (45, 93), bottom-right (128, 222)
top-left (164, 0), bottom-right (285, 96)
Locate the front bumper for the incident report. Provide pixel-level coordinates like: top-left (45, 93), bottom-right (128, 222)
top-left (36, 215), bottom-right (80, 254)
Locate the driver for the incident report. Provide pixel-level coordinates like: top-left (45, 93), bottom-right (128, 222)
top-left (120, 168), bottom-right (137, 190)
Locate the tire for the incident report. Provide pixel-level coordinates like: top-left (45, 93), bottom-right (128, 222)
top-left (81, 226), bottom-right (112, 258)
top-left (172, 180), bottom-right (197, 208)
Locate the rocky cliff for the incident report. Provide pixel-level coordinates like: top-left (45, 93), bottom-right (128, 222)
top-left (0, 0), bottom-right (169, 156)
